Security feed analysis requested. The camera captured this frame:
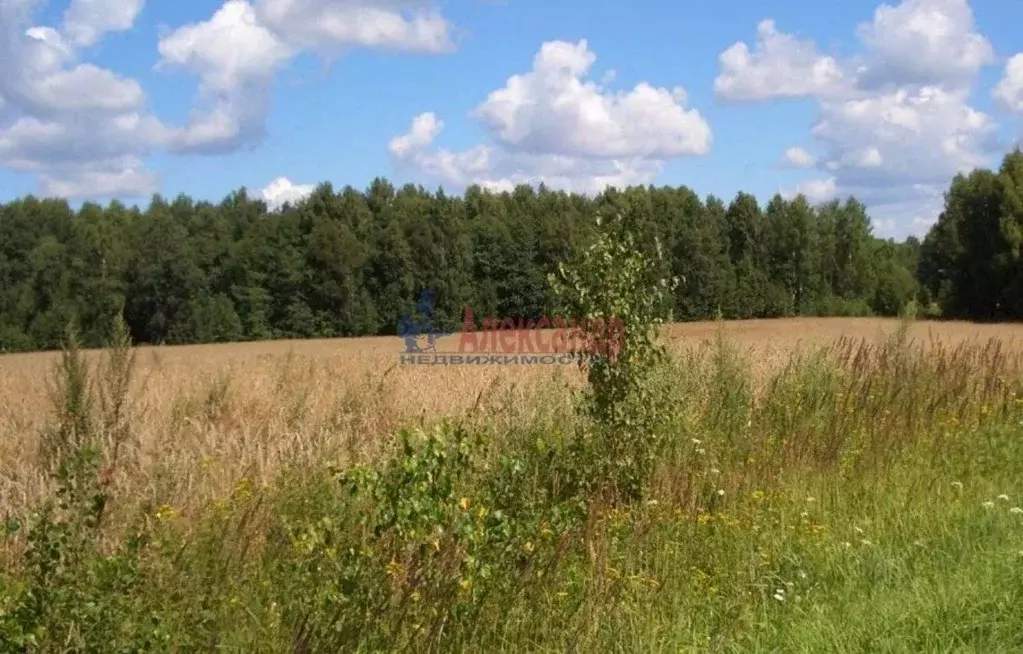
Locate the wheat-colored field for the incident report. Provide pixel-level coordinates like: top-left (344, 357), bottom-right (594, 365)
top-left (2, 317), bottom-right (1021, 523)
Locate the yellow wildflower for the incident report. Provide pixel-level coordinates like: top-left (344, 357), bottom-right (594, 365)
top-left (234, 477), bottom-right (253, 500)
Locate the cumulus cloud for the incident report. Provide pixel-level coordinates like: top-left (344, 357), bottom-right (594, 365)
top-left (154, 0), bottom-right (455, 156)
top-left (716, 1), bottom-right (994, 101)
top-left (63, 0), bottom-right (144, 47)
top-left (994, 54), bottom-right (1023, 114)
top-left (158, 1), bottom-right (292, 94)
top-left (714, 20), bottom-right (847, 101)
top-left (812, 86), bottom-right (997, 187)
top-left (27, 63), bottom-right (144, 112)
top-left (788, 177), bottom-right (837, 203)
top-left (854, 0), bottom-right (994, 90)
top-left (387, 111), bottom-right (443, 158)
top-left (717, 0), bottom-right (1002, 236)
top-left (390, 39), bottom-right (711, 193)
top-left (0, 0), bottom-right (459, 199)
top-left (260, 176), bottom-right (315, 208)
top-left (0, 0), bottom-right (162, 197)
top-left (40, 156), bottom-right (157, 198)
top-left (390, 115), bottom-right (662, 194)
top-left (473, 39), bottom-right (711, 158)
top-left (157, 0), bottom-right (293, 153)
top-left (253, 0), bottom-right (453, 54)
top-left (781, 146), bottom-right (815, 168)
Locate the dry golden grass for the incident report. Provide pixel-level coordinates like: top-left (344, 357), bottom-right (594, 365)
top-left (2, 317), bottom-right (1022, 525)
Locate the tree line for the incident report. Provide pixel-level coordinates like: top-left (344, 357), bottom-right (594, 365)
top-left (1, 150), bottom-right (1020, 353)
top-left (918, 149), bottom-right (1023, 321)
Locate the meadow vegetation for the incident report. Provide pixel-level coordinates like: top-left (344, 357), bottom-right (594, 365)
top-left (2, 212), bottom-right (1023, 652)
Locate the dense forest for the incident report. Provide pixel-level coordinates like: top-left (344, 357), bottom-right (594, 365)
top-left (1, 150), bottom-right (1021, 353)
top-left (919, 149), bottom-right (1023, 321)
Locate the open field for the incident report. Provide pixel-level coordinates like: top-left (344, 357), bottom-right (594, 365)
top-left (3, 316), bottom-right (1023, 651)
top-left (3, 317), bottom-right (1023, 520)
top-left (2, 317), bottom-right (1023, 532)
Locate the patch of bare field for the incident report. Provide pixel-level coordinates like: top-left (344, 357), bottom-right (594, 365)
top-left (1, 317), bottom-right (1021, 524)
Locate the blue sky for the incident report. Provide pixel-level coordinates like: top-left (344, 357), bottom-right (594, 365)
top-left (1, 0), bottom-right (1022, 238)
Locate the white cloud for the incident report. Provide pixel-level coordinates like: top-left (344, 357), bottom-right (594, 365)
top-left (387, 111), bottom-right (443, 158)
top-left (390, 115), bottom-right (662, 193)
top-left (158, 1), bottom-right (292, 94)
top-left (0, 113), bottom-right (164, 170)
top-left (154, 0), bottom-right (456, 155)
top-left (0, 0), bottom-right (160, 198)
top-left (717, 2), bottom-right (996, 103)
top-left (27, 63), bottom-right (144, 112)
top-left (812, 86), bottom-right (996, 186)
top-left (254, 0), bottom-right (453, 54)
top-left (63, 0), bottom-right (144, 47)
top-left (855, 0), bottom-right (994, 89)
top-left (781, 146), bottom-right (815, 168)
top-left (391, 40), bottom-right (711, 193)
top-left (40, 156), bottom-right (158, 198)
top-left (714, 19), bottom-right (847, 101)
top-left (473, 40), bottom-right (710, 158)
top-left (260, 176), bottom-right (315, 208)
top-left (790, 177), bottom-right (837, 203)
top-left (718, 0), bottom-right (1002, 235)
top-left (156, 0), bottom-right (293, 153)
top-left (994, 54), bottom-right (1023, 113)
top-left (0, 0), bottom-right (458, 198)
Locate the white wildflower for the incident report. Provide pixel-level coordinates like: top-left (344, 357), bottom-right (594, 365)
top-left (716, 489), bottom-right (725, 497)
top-left (983, 501), bottom-right (995, 509)
top-left (710, 468), bottom-right (720, 475)
top-left (951, 481), bottom-right (963, 490)
top-left (998, 494), bottom-right (1010, 502)
top-left (773, 589), bottom-right (786, 602)
top-left (1010, 507), bottom-right (1023, 515)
